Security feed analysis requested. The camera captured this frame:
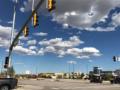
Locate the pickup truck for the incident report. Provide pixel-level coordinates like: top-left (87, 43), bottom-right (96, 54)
top-left (0, 78), bottom-right (18, 90)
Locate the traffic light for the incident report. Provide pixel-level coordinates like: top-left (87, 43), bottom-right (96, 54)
top-left (4, 57), bottom-right (9, 69)
top-left (113, 56), bottom-right (117, 62)
top-left (23, 26), bottom-right (29, 37)
top-left (33, 12), bottom-right (39, 27)
top-left (48, 0), bottom-right (56, 12)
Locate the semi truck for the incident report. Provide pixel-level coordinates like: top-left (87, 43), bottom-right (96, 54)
top-left (110, 71), bottom-right (120, 84)
top-left (89, 67), bottom-right (103, 83)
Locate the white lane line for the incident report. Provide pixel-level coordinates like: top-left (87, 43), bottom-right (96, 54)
top-left (52, 87), bottom-right (60, 90)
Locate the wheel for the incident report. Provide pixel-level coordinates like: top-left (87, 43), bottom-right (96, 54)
top-left (90, 80), bottom-right (93, 83)
top-left (99, 80), bottom-right (102, 83)
top-left (0, 85), bottom-right (9, 90)
top-left (110, 80), bottom-right (113, 84)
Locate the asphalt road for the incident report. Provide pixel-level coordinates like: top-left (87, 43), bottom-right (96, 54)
top-left (15, 79), bottom-right (120, 90)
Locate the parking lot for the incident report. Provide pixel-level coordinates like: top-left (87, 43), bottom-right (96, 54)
top-left (15, 79), bottom-right (120, 90)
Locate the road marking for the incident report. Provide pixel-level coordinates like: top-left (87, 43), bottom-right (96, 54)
top-left (52, 87), bottom-right (60, 89)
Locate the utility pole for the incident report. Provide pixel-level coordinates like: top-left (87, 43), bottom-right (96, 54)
top-left (72, 63), bottom-right (75, 79)
top-left (5, 0), bottom-right (18, 78)
top-left (32, 0), bottom-right (35, 25)
top-left (9, 0), bottom-right (17, 67)
top-left (68, 63), bottom-right (70, 79)
top-left (67, 61), bottom-right (76, 79)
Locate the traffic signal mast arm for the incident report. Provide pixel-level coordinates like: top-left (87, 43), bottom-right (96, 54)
top-left (8, 0), bottom-right (44, 57)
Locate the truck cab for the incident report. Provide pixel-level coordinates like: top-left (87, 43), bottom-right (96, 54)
top-left (110, 72), bottom-right (120, 84)
top-left (0, 78), bottom-right (18, 90)
top-left (89, 67), bottom-right (103, 83)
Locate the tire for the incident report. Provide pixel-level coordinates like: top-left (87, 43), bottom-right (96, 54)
top-left (0, 85), bottom-right (9, 90)
top-left (90, 80), bottom-right (93, 83)
top-left (99, 80), bottom-right (102, 83)
top-left (110, 80), bottom-right (113, 84)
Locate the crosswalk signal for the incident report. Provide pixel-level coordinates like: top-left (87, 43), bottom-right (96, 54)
top-left (4, 57), bottom-right (9, 69)
top-left (23, 26), bottom-right (29, 37)
top-left (33, 12), bottom-right (39, 28)
top-left (48, 0), bottom-right (56, 12)
top-left (113, 56), bottom-right (117, 62)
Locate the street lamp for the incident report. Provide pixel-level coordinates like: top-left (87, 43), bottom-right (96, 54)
top-left (86, 60), bottom-right (92, 74)
top-left (67, 61), bottom-right (77, 79)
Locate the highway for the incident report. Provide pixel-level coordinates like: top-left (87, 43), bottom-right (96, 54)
top-left (14, 79), bottom-right (120, 90)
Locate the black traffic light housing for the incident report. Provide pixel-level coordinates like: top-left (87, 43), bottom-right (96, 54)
top-left (48, 0), bottom-right (56, 12)
top-left (4, 56), bottom-right (9, 69)
top-left (33, 12), bottom-right (39, 28)
top-left (113, 56), bottom-right (117, 62)
top-left (23, 26), bottom-right (29, 37)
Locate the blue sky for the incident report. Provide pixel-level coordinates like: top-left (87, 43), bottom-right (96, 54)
top-left (0, 0), bottom-right (120, 74)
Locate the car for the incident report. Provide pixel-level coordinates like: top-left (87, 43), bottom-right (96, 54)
top-left (0, 78), bottom-right (18, 90)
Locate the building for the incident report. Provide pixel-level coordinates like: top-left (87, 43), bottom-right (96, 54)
top-left (114, 69), bottom-right (120, 76)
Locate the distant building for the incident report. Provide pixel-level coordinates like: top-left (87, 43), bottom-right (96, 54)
top-left (55, 73), bottom-right (65, 79)
top-left (102, 71), bottom-right (113, 75)
top-left (114, 69), bottom-right (120, 76)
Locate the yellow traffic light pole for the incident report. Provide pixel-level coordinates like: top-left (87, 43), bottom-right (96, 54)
top-left (8, 0), bottom-right (45, 58)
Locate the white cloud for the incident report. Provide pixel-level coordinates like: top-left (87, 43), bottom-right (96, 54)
top-left (0, 25), bottom-right (13, 48)
top-left (112, 13), bottom-right (120, 26)
top-left (29, 46), bottom-right (37, 50)
top-left (27, 40), bottom-right (37, 46)
top-left (19, 0), bottom-right (44, 12)
top-left (67, 61), bottom-right (77, 64)
top-left (38, 36), bottom-right (101, 58)
top-left (63, 23), bottom-right (69, 29)
top-left (12, 0), bottom-right (18, 3)
top-left (38, 48), bottom-right (44, 55)
top-left (33, 32), bottom-right (48, 36)
top-left (0, 25), bottom-right (12, 39)
top-left (0, 37), bottom-right (10, 48)
top-left (13, 46), bottom-right (37, 55)
top-left (19, 35), bottom-right (30, 40)
top-left (85, 27), bottom-right (115, 32)
top-left (44, 46), bottom-right (56, 52)
top-left (37, 46), bottom-right (101, 59)
top-left (7, 21), bottom-right (13, 24)
top-left (66, 47), bottom-right (101, 59)
top-left (20, 7), bottom-right (25, 13)
top-left (20, 0), bottom-right (120, 31)
top-left (39, 36), bottom-right (83, 48)
top-left (51, 0), bottom-right (120, 31)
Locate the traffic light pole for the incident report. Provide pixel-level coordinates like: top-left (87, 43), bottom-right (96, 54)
top-left (8, 0), bottom-right (45, 58)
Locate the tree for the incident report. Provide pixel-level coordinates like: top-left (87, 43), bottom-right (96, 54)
top-left (80, 73), bottom-right (85, 79)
